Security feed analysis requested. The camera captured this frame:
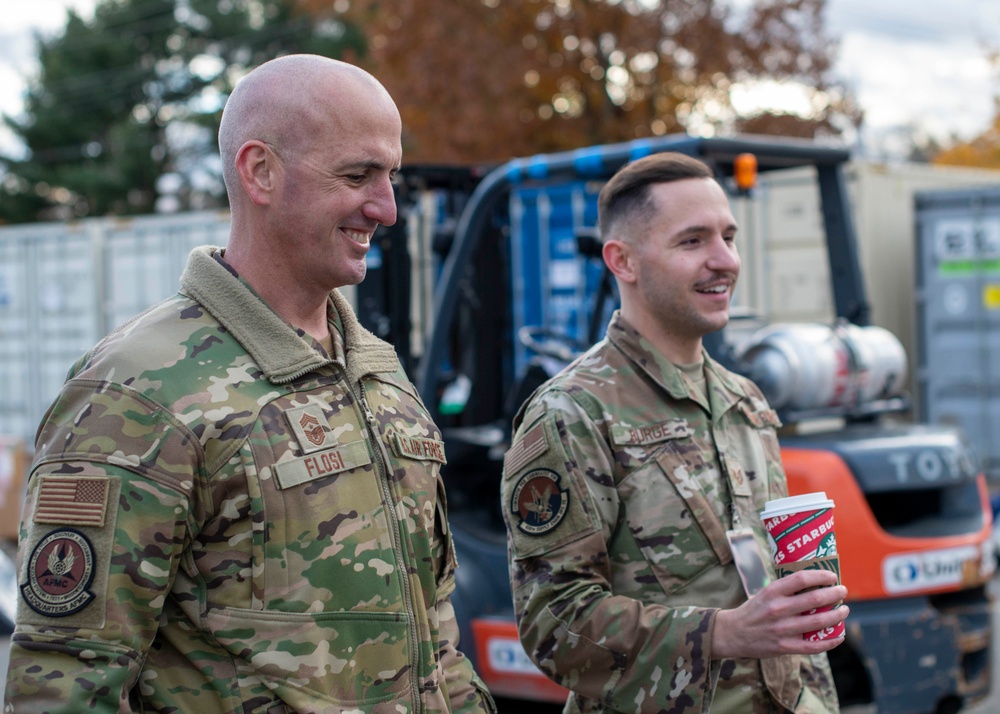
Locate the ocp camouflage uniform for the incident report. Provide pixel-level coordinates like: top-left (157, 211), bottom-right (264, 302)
top-left (501, 312), bottom-right (839, 714)
top-left (5, 246), bottom-right (495, 714)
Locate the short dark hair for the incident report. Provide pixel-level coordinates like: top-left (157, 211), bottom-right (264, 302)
top-left (597, 152), bottom-right (714, 241)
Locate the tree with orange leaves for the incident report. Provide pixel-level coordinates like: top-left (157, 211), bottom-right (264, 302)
top-left (929, 47), bottom-right (1000, 169)
top-left (302, 0), bottom-right (860, 164)
top-left (932, 111), bottom-right (1000, 168)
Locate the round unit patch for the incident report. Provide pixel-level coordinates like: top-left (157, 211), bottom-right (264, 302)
top-left (21, 528), bottom-right (96, 617)
top-left (511, 469), bottom-right (570, 536)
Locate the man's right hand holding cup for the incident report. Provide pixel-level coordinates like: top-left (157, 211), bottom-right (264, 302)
top-left (712, 569), bottom-right (849, 658)
top-left (712, 492), bottom-right (849, 659)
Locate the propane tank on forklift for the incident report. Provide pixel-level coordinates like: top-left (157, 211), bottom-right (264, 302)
top-left (737, 322), bottom-right (908, 413)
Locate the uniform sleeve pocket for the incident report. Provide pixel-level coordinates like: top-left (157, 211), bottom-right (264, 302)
top-left (502, 417), bottom-right (600, 560)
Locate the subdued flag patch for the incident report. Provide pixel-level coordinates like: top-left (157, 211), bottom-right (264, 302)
top-left (34, 476), bottom-right (110, 528)
top-left (504, 422), bottom-right (549, 475)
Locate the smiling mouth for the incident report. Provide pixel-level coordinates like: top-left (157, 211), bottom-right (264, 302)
top-left (697, 284), bottom-right (729, 295)
top-left (343, 228), bottom-right (372, 246)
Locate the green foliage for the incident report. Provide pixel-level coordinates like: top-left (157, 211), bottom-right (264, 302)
top-left (1, 0), bottom-right (365, 223)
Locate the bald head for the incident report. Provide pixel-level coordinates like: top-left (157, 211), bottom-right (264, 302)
top-left (218, 55), bottom-right (398, 204)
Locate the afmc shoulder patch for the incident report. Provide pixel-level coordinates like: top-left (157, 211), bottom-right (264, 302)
top-left (510, 468), bottom-right (570, 536)
top-left (21, 528), bottom-right (97, 617)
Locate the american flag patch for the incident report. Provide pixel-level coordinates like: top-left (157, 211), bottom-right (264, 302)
top-left (34, 476), bottom-right (110, 528)
top-left (504, 422), bottom-right (549, 475)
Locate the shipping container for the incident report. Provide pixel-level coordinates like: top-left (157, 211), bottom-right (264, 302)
top-left (0, 212), bottom-right (232, 445)
top-left (915, 185), bottom-right (1000, 480)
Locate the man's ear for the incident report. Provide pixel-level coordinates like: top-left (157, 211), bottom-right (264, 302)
top-left (235, 140), bottom-right (276, 206)
top-left (603, 238), bottom-right (638, 285)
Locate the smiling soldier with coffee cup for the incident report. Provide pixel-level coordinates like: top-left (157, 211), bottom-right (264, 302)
top-left (502, 152), bottom-right (848, 713)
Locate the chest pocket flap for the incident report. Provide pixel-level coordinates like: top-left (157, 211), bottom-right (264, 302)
top-left (652, 447), bottom-right (734, 567)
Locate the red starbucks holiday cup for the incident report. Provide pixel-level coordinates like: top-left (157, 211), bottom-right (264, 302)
top-left (760, 492), bottom-right (844, 642)
top-left (760, 492), bottom-right (837, 566)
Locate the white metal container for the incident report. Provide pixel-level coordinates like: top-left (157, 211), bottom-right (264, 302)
top-left (0, 211), bottom-right (232, 446)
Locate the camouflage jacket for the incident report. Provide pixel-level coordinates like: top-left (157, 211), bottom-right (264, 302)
top-left (501, 312), bottom-right (839, 714)
top-left (5, 246), bottom-right (495, 714)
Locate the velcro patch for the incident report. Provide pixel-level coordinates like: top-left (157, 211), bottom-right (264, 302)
top-left (273, 440), bottom-right (371, 489)
top-left (34, 476), bottom-right (110, 528)
top-left (610, 419), bottom-right (693, 446)
top-left (738, 402), bottom-right (782, 428)
top-left (285, 404), bottom-right (336, 453)
top-left (21, 528), bottom-right (96, 617)
top-left (504, 422), bottom-right (549, 475)
top-left (390, 433), bottom-right (447, 464)
top-left (509, 469), bottom-right (569, 536)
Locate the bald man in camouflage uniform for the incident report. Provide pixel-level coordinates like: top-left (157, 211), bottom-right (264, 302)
top-left (6, 55), bottom-right (494, 714)
top-left (502, 153), bottom-right (847, 713)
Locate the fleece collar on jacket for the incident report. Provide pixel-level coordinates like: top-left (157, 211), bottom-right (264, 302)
top-left (180, 245), bottom-right (399, 385)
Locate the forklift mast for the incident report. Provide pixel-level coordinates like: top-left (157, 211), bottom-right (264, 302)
top-left (412, 135), bottom-right (871, 421)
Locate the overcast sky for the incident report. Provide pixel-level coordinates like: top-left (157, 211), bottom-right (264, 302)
top-left (827, 0), bottom-right (998, 149)
top-left (0, 0), bottom-right (998, 158)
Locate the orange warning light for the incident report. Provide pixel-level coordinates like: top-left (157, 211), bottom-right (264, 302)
top-left (733, 152), bottom-right (758, 192)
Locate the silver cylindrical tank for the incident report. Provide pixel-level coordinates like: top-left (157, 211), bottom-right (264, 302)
top-left (736, 323), bottom-right (907, 412)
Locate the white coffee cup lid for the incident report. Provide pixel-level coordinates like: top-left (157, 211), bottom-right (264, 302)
top-left (760, 491), bottom-right (834, 520)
